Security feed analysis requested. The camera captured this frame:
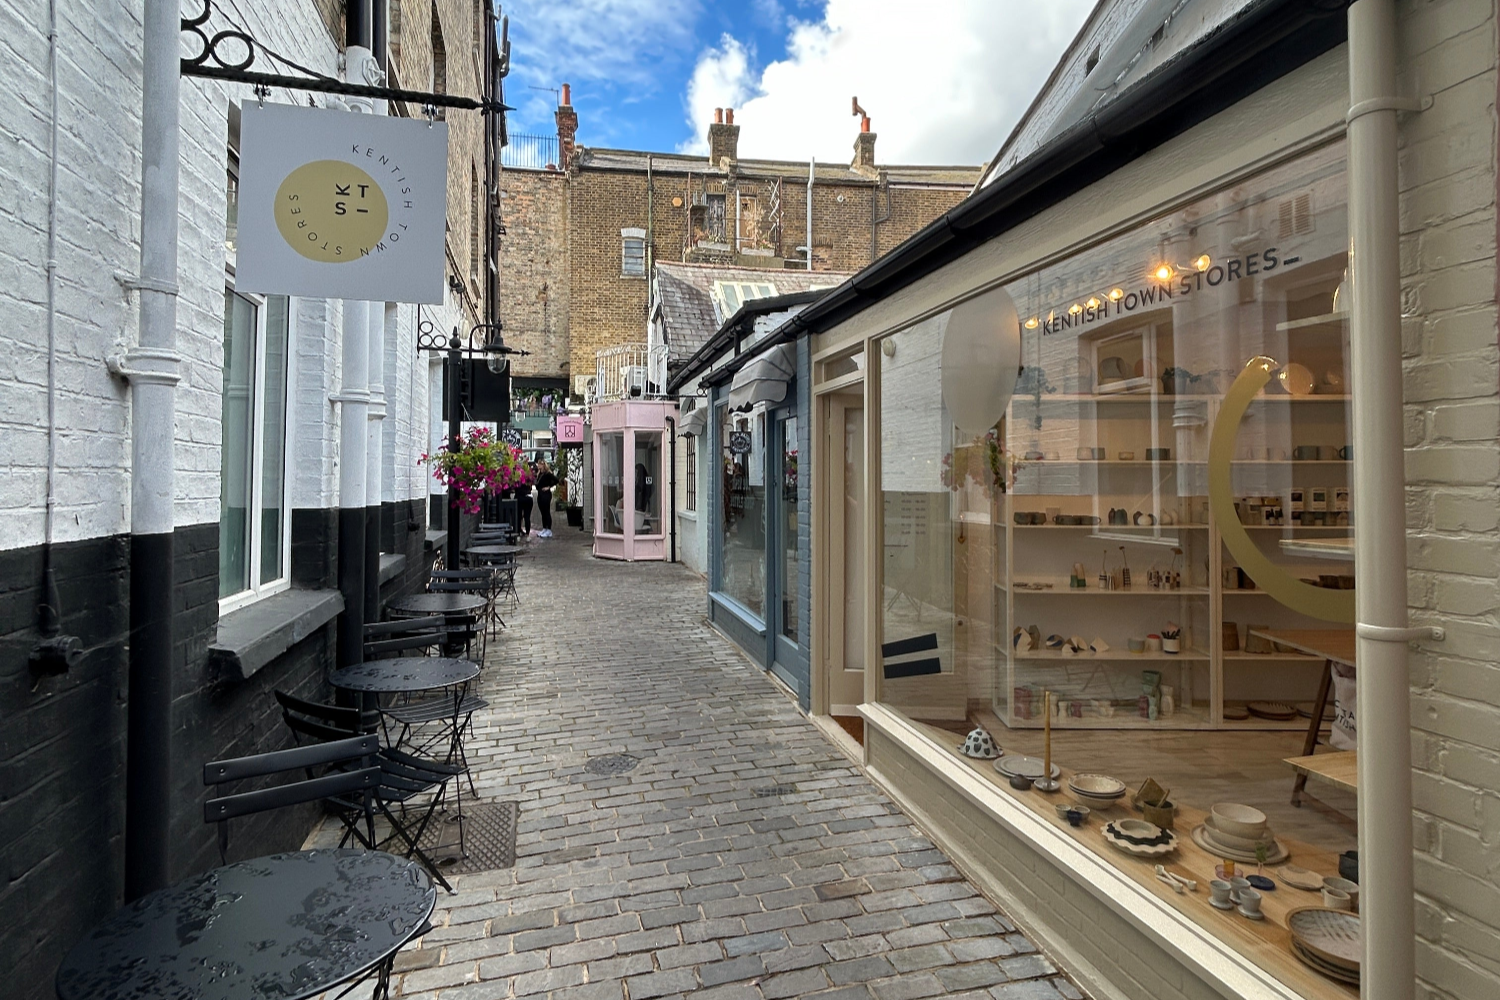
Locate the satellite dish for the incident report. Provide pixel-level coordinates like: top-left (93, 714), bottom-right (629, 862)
top-left (940, 286), bottom-right (1021, 435)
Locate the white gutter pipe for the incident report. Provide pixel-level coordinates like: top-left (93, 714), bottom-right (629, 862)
top-left (806, 157), bottom-right (814, 270)
top-left (334, 43), bottom-right (376, 664)
top-left (366, 86), bottom-right (387, 620)
top-left (123, 0), bottom-right (184, 901)
top-left (1347, 2), bottom-right (1437, 997)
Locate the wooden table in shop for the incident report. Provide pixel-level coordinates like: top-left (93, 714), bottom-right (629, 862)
top-left (1248, 628), bottom-right (1356, 806)
top-left (1284, 750), bottom-right (1358, 795)
top-left (931, 728), bottom-right (1358, 999)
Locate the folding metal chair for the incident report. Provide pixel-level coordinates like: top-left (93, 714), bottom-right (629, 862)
top-left (274, 691), bottom-right (464, 892)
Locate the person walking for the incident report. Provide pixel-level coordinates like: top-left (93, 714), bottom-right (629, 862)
top-left (535, 461), bottom-right (559, 538)
top-left (517, 472), bottom-right (534, 537)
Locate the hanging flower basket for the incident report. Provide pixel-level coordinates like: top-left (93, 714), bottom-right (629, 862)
top-left (420, 427), bottom-right (531, 514)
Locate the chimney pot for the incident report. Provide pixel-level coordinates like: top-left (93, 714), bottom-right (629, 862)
top-left (714, 107), bottom-right (723, 124)
top-left (560, 82), bottom-right (571, 106)
top-left (725, 108), bottom-right (734, 125)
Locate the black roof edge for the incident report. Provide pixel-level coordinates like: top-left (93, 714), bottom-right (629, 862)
top-left (775, 0), bottom-right (1352, 343)
top-left (666, 288), bottom-right (829, 393)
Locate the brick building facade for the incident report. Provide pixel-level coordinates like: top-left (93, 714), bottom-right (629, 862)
top-left (499, 101), bottom-right (982, 394)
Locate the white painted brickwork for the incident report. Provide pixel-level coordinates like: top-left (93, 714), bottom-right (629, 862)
top-left (0, 0), bottom-right (441, 551)
top-left (1395, 3), bottom-right (1500, 999)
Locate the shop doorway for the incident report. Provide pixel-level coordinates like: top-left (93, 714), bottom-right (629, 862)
top-left (824, 392), bottom-right (866, 717)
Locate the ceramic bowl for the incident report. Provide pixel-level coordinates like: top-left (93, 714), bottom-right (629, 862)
top-left (1069, 773), bottom-right (1127, 798)
top-left (1211, 802), bottom-right (1269, 839)
top-left (1202, 818), bottom-right (1275, 854)
top-left (1054, 803), bottom-right (1090, 822)
top-left (1114, 818), bottom-right (1159, 839)
top-left (957, 727), bottom-right (1001, 760)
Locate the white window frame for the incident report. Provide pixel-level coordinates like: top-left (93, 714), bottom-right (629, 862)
top-left (711, 280), bottom-right (778, 322)
top-left (621, 226), bottom-right (646, 277)
top-left (218, 279), bottom-right (295, 614)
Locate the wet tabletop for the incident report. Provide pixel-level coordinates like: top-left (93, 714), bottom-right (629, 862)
top-left (329, 657), bottom-right (480, 693)
top-left (55, 848), bottom-right (434, 1000)
top-left (464, 545), bottom-right (524, 557)
top-left (387, 592), bottom-right (486, 614)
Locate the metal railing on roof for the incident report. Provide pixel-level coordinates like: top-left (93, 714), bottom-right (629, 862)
top-left (502, 133), bottom-right (561, 171)
top-left (593, 343), bottom-right (669, 402)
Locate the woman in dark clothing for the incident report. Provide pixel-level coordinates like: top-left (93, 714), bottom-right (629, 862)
top-left (535, 461), bottom-right (559, 537)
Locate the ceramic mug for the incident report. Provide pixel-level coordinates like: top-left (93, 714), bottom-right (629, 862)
top-left (1146, 448), bottom-right (1170, 461)
top-left (1322, 887), bottom-right (1352, 911)
top-left (1228, 877), bottom-right (1251, 903)
top-left (1128, 637), bottom-right (1146, 653)
top-left (1337, 445), bottom-right (1353, 460)
top-left (1145, 635), bottom-right (1163, 652)
top-left (1293, 445), bottom-right (1319, 461)
top-left (1209, 880), bottom-right (1234, 907)
top-left (1323, 876), bottom-right (1359, 910)
top-left (1118, 451), bottom-right (1135, 461)
top-left (1238, 888), bottom-right (1263, 917)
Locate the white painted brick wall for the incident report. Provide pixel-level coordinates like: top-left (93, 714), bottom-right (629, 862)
top-left (1396, 2), bottom-right (1500, 997)
top-left (0, 0), bottom-right (440, 554)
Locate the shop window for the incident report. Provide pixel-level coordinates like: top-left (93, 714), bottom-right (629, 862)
top-left (780, 415), bottom-right (799, 641)
top-left (599, 431), bottom-right (625, 533)
top-left (621, 227), bottom-right (646, 277)
top-left (873, 139), bottom-right (1354, 994)
top-left (634, 432), bottom-right (662, 533)
top-left (718, 404), bottom-right (765, 618)
top-left (684, 435), bottom-right (697, 512)
top-left (219, 288), bottom-right (292, 608)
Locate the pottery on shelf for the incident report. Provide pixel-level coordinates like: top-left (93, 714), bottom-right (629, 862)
top-left (1210, 802), bottom-right (1269, 839)
top-left (1101, 820), bottom-right (1178, 857)
top-left (995, 755), bottom-right (1061, 780)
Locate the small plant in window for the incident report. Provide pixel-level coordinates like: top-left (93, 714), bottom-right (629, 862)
top-left (941, 428), bottom-right (1018, 497)
top-left (420, 427), bottom-right (530, 514)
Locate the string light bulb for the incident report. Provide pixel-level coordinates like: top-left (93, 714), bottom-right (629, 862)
top-left (1193, 254), bottom-right (1212, 271)
top-left (1024, 317), bottom-right (1039, 329)
top-left (1068, 303), bottom-right (1083, 316)
top-left (1109, 288), bottom-right (1124, 300)
top-left (1154, 264), bottom-right (1174, 282)
top-left (1086, 296), bottom-right (1100, 309)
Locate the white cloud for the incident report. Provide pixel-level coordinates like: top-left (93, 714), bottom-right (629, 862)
top-left (679, 0), bottom-right (1094, 165)
top-left (499, 0), bottom-right (701, 138)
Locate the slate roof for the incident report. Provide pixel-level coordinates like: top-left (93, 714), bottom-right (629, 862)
top-left (655, 262), bottom-right (853, 363)
top-left (576, 148), bottom-right (981, 188)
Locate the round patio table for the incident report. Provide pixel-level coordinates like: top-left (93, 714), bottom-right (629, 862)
top-left (464, 544), bottom-right (523, 559)
top-left (55, 848), bottom-right (435, 1000)
top-left (387, 592), bottom-right (485, 616)
top-left (329, 656), bottom-right (479, 693)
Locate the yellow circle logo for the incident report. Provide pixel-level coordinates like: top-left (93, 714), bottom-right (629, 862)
top-left (274, 160), bottom-right (389, 263)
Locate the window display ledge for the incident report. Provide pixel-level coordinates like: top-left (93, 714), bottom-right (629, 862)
top-left (709, 593), bottom-right (767, 637)
top-left (858, 702), bottom-right (1312, 1000)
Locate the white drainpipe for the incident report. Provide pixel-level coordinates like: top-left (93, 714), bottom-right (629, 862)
top-left (1347, 2), bottom-right (1439, 996)
top-left (806, 157), bottom-right (814, 270)
top-left (366, 82), bottom-right (388, 618)
top-left (334, 44), bottom-right (376, 663)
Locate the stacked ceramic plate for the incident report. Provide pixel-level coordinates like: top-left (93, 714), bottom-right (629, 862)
top-left (994, 755), bottom-right (1060, 781)
top-left (1287, 907), bottom-right (1361, 985)
top-left (1068, 773), bottom-right (1127, 807)
top-left (1191, 802), bottom-right (1290, 863)
top-left (1248, 700), bottom-right (1298, 721)
top-left (1101, 818), bottom-right (1177, 857)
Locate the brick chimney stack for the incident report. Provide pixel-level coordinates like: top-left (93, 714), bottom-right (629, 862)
top-left (851, 97), bottom-right (877, 176)
top-left (555, 82), bottom-right (578, 167)
top-left (707, 107), bottom-right (740, 169)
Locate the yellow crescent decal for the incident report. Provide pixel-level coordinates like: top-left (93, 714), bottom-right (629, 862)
top-left (1208, 357), bottom-right (1355, 623)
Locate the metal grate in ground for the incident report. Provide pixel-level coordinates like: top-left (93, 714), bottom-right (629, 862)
top-left (418, 801), bottom-right (518, 875)
top-left (583, 753), bottom-right (639, 775)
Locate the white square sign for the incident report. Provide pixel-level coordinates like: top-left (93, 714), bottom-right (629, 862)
top-left (235, 101), bottom-right (450, 304)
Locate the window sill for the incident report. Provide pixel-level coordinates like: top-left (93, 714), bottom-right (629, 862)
top-left (710, 592), bottom-right (767, 636)
top-left (378, 553), bottom-right (407, 584)
top-left (425, 530), bottom-right (447, 552)
top-left (209, 588), bottom-right (344, 680)
top-left (678, 510), bottom-right (698, 521)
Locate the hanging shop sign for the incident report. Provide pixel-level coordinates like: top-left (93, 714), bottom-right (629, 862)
top-left (556, 416), bottom-right (585, 444)
top-left (728, 431), bottom-right (752, 455)
top-left (234, 102), bottom-right (449, 304)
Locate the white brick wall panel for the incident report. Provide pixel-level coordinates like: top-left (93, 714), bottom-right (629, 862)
top-left (1404, 355), bottom-right (1500, 403)
top-left (1421, 218), bottom-right (1497, 271)
top-left (1398, 170), bottom-right (1494, 232)
top-left (1405, 446), bottom-right (1500, 484)
top-left (1430, 400), bottom-right (1500, 441)
top-left (1423, 306), bottom-right (1497, 356)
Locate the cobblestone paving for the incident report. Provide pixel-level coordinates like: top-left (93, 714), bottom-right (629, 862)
top-left (391, 533), bottom-right (1080, 1000)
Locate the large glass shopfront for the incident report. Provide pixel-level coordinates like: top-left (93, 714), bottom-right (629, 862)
top-left (875, 141), bottom-right (1359, 997)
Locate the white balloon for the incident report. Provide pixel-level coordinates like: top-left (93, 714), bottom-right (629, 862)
top-left (940, 286), bottom-right (1022, 435)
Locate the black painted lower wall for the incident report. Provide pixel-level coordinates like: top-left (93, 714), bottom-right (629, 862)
top-left (1, 498), bottom-right (437, 1000)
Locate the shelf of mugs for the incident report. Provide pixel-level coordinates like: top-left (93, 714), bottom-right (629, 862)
top-left (999, 582), bottom-right (1212, 595)
top-left (1009, 647), bottom-right (1211, 661)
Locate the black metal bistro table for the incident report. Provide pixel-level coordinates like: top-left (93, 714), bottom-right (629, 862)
top-left (55, 848), bottom-right (435, 1000)
top-left (329, 656), bottom-right (481, 695)
top-left (464, 544), bottom-right (524, 559)
top-left (388, 592), bottom-right (487, 617)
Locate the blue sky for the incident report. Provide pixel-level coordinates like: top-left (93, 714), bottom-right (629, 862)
top-left (498, 0), bottom-right (1093, 166)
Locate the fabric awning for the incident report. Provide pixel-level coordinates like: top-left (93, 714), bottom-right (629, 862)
top-left (727, 343), bottom-right (796, 410)
top-left (679, 405), bottom-right (708, 437)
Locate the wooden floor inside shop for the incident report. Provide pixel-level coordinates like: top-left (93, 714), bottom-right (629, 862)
top-left (910, 710), bottom-right (1360, 998)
